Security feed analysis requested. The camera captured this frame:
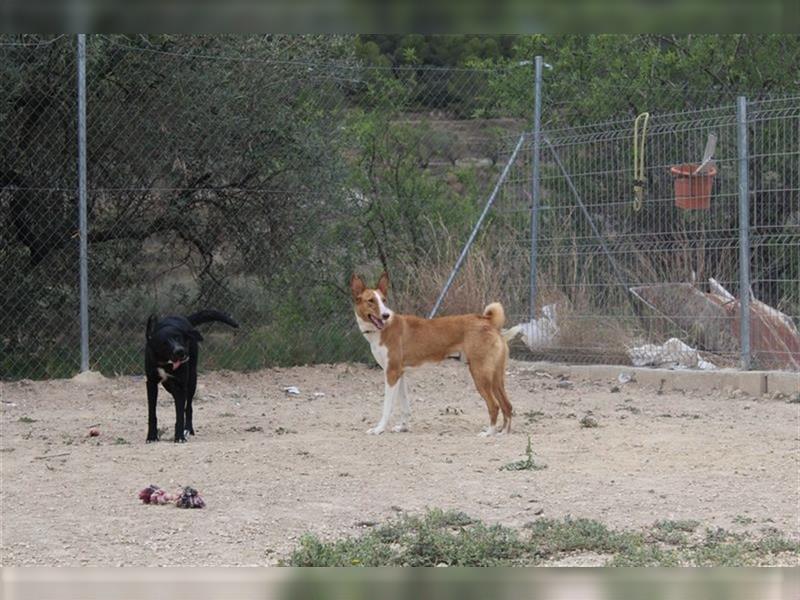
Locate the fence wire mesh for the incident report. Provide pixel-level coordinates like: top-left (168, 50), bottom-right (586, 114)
top-left (1, 35), bottom-right (798, 379)
top-left (2, 36), bottom-right (80, 379)
top-left (487, 98), bottom-right (798, 370)
top-left (1, 35), bottom-right (530, 378)
top-left (529, 106), bottom-right (744, 367)
top-left (747, 97), bottom-right (800, 369)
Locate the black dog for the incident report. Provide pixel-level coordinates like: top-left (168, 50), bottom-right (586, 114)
top-left (145, 310), bottom-right (239, 443)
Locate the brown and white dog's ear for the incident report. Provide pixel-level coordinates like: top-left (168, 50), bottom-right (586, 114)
top-left (376, 271), bottom-right (389, 297)
top-left (350, 274), bottom-right (366, 300)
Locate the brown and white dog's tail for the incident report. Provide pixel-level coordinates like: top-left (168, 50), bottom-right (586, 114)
top-left (483, 302), bottom-right (505, 329)
top-left (484, 302), bottom-right (523, 342)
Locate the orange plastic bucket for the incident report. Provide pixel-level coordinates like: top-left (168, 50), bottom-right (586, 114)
top-left (670, 163), bottom-right (717, 210)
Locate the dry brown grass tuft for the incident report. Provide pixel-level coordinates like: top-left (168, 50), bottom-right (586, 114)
top-left (392, 220), bottom-right (528, 319)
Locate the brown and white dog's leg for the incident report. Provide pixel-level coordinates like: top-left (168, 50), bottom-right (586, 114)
top-left (368, 375), bottom-right (399, 435)
top-left (470, 365), bottom-right (501, 437)
top-left (391, 376), bottom-right (411, 432)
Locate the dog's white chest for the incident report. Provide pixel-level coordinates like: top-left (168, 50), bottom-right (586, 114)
top-left (157, 367), bottom-right (172, 382)
top-left (367, 335), bottom-right (388, 369)
top-left (357, 315), bottom-right (388, 369)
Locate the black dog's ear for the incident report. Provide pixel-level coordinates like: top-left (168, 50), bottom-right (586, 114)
top-left (146, 314), bottom-right (158, 340)
top-left (187, 328), bottom-right (204, 342)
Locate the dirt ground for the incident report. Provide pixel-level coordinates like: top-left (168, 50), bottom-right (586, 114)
top-left (1, 359), bottom-right (798, 566)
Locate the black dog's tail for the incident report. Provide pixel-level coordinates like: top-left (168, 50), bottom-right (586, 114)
top-left (187, 310), bottom-right (239, 328)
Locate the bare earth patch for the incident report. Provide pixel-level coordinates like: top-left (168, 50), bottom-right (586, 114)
top-left (1, 360), bottom-right (798, 566)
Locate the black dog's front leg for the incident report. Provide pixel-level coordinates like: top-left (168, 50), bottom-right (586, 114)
top-left (184, 397), bottom-right (195, 436)
top-left (173, 390), bottom-right (188, 443)
top-left (146, 379), bottom-right (160, 442)
top-left (185, 359), bottom-right (197, 436)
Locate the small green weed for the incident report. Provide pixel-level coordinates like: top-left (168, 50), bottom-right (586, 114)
top-left (500, 435), bottom-right (546, 471)
top-left (655, 519), bottom-right (700, 533)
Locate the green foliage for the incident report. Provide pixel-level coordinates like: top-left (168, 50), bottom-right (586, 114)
top-left (508, 35), bottom-right (800, 123)
top-left (500, 435), bottom-right (547, 471)
top-left (345, 111), bottom-right (482, 275)
top-left (288, 532), bottom-right (395, 567)
top-left (285, 509), bottom-right (800, 567)
top-left (655, 519), bottom-right (700, 533)
top-left (357, 35), bottom-right (516, 68)
top-left (608, 544), bottom-right (681, 567)
top-left (287, 509), bottom-right (529, 567)
top-left (526, 517), bottom-right (636, 556)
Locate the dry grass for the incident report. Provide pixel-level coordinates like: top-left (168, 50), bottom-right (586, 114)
top-left (547, 312), bottom-right (637, 364)
top-left (392, 220), bottom-right (529, 319)
top-left (390, 220), bottom-right (636, 363)
top-left (388, 214), bottom-right (745, 365)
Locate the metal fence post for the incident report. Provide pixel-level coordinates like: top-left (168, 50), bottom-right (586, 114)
top-left (529, 55), bottom-right (543, 321)
top-left (77, 34), bottom-right (89, 372)
top-left (737, 96), bottom-right (751, 370)
top-left (428, 134), bottom-right (526, 319)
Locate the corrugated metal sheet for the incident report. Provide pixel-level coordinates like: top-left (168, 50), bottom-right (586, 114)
top-left (631, 280), bottom-right (800, 371)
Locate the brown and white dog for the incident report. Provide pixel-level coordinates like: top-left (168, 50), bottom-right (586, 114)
top-left (350, 271), bottom-right (514, 436)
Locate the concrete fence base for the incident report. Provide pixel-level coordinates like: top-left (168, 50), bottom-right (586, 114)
top-left (519, 362), bottom-right (799, 397)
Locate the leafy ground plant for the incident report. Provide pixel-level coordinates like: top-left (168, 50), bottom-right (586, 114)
top-left (500, 435), bottom-right (547, 471)
top-left (284, 510), bottom-right (800, 567)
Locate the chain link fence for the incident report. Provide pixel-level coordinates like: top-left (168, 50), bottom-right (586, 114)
top-left (462, 101), bottom-right (798, 371)
top-left (526, 104), bottom-right (750, 368)
top-left (2, 36), bottom-right (80, 379)
top-left (2, 35), bottom-right (798, 379)
top-left (447, 97), bottom-right (799, 371)
top-left (1, 35), bottom-right (530, 378)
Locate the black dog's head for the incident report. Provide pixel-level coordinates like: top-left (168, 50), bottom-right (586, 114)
top-left (146, 315), bottom-right (203, 370)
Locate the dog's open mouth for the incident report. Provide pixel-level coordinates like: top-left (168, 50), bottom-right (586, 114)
top-left (368, 315), bottom-right (385, 330)
top-left (169, 359), bottom-right (185, 370)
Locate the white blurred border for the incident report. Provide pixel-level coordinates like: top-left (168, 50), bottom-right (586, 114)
top-left (2, 567), bottom-right (798, 600)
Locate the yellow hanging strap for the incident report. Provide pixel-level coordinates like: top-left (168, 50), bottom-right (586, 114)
top-left (632, 112), bottom-right (649, 212)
